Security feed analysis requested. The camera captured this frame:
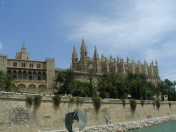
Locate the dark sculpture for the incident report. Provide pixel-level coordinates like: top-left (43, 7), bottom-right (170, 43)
top-left (65, 112), bottom-right (79, 132)
top-left (65, 111), bottom-right (87, 132)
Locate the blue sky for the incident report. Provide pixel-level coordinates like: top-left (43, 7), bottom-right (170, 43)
top-left (0, 0), bottom-right (176, 80)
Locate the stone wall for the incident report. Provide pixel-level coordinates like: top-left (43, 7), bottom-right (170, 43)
top-left (0, 93), bottom-right (176, 132)
top-left (0, 55), bottom-right (7, 73)
top-left (46, 59), bottom-right (55, 93)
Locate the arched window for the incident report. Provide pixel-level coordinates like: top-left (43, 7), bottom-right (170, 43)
top-left (38, 72), bottom-right (41, 80)
top-left (42, 72), bottom-right (46, 80)
top-left (29, 63), bottom-right (33, 68)
top-left (33, 71), bottom-right (37, 80)
top-left (13, 71), bottom-right (17, 80)
top-left (18, 71), bottom-right (22, 79)
top-left (23, 71), bottom-right (27, 80)
top-left (21, 62), bottom-right (26, 68)
top-left (29, 71), bottom-right (32, 80)
top-left (7, 70), bottom-right (12, 78)
top-left (37, 64), bottom-right (41, 69)
top-left (13, 62), bottom-right (17, 67)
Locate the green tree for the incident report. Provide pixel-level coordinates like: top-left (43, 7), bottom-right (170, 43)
top-left (98, 73), bottom-right (128, 99)
top-left (160, 79), bottom-right (176, 101)
top-left (0, 71), bottom-right (15, 92)
top-left (71, 81), bottom-right (90, 97)
top-left (55, 69), bottom-right (74, 95)
top-left (97, 72), bottom-right (156, 100)
top-left (88, 68), bottom-right (97, 97)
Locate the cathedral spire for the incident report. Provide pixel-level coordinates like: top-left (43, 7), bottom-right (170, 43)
top-left (155, 59), bottom-right (158, 66)
top-left (81, 39), bottom-right (86, 51)
top-left (80, 39), bottom-right (88, 63)
top-left (93, 46), bottom-right (99, 60)
top-left (72, 45), bottom-right (78, 59)
top-left (72, 45), bottom-right (78, 70)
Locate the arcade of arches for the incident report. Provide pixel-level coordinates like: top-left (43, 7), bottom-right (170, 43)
top-left (8, 69), bottom-right (47, 93)
top-left (7, 69), bottom-right (47, 81)
top-left (16, 83), bottom-right (47, 93)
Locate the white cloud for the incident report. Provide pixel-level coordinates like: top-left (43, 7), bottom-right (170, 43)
top-left (144, 41), bottom-right (176, 80)
top-left (70, 0), bottom-right (176, 51)
top-left (67, 0), bottom-right (176, 80)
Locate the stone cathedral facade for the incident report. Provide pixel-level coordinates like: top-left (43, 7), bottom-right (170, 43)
top-left (71, 40), bottom-right (160, 85)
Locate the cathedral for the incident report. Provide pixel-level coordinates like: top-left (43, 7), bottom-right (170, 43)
top-left (71, 39), bottom-right (160, 85)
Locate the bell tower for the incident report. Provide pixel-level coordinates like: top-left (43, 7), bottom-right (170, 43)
top-left (93, 46), bottom-right (101, 73)
top-left (16, 43), bottom-right (30, 60)
top-left (72, 46), bottom-right (78, 71)
top-left (80, 39), bottom-right (88, 71)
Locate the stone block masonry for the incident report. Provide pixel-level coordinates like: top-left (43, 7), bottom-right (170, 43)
top-left (0, 93), bottom-right (176, 132)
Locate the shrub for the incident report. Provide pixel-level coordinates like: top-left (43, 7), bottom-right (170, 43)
top-left (152, 100), bottom-right (156, 109)
top-left (92, 96), bottom-right (101, 114)
top-left (140, 100), bottom-right (145, 107)
top-left (75, 97), bottom-right (83, 107)
top-left (121, 99), bottom-right (126, 108)
top-left (130, 99), bottom-right (137, 114)
top-left (155, 99), bottom-right (160, 111)
top-left (69, 96), bottom-right (75, 104)
top-left (33, 95), bottom-right (42, 111)
top-left (169, 102), bottom-right (172, 109)
top-left (52, 95), bottom-right (61, 110)
top-left (25, 96), bottom-right (33, 108)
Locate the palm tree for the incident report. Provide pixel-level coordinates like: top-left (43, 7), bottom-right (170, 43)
top-left (55, 69), bottom-right (74, 95)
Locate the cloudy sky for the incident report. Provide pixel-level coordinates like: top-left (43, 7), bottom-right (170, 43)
top-left (0, 0), bottom-right (176, 80)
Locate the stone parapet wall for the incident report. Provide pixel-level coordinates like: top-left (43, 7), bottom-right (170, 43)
top-left (0, 92), bottom-right (176, 132)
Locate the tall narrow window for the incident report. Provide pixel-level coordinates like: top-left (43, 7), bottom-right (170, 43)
top-left (30, 63), bottom-right (33, 68)
top-left (37, 64), bottom-right (41, 69)
top-left (13, 62), bottom-right (17, 67)
top-left (21, 63), bottom-right (26, 68)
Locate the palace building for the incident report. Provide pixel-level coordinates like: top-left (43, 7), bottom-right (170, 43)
top-left (71, 40), bottom-right (160, 86)
top-left (0, 45), bottom-right (55, 93)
